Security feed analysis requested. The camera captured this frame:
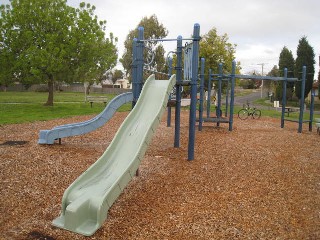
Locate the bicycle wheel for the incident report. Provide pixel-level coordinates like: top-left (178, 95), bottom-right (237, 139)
top-left (252, 109), bottom-right (261, 119)
top-left (238, 109), bottom-right (249, 120)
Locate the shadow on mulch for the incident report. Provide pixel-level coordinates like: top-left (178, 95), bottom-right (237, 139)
top-left (27, 231), bottom-right (55, 240)
top-left (0, 141), bottom-right (28, 146)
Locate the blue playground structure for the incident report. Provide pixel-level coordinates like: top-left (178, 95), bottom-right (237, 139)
top-left (131, 24), bottom-right (201, 161)
top-left (51, 22), bottom-right (316, 236)
top-left (196, 61), bottom-right (315, 134)
top-left (52, 24), bottom-right (199, 236)
top-left (133, 23), bottom-right (315, 161)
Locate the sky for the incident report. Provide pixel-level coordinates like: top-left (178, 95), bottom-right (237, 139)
top-left (3, 0), bottom-right (320, 76)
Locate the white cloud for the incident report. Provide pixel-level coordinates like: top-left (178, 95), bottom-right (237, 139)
top-left (2, 0), bottom-right (320, 75)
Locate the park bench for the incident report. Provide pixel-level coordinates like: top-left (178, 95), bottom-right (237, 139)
top-left (86, 95), bottom-right (108, 108)
top-left (284, 107), bottom-right (299, 116)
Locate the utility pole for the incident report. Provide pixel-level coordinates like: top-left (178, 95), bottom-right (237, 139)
top-left (318, 54), bottom-right (320, 99)
top-left (257, 63), bottom-right (265, 98)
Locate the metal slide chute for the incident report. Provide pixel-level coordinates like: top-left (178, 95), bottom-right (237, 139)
top-left (38, 92), bottom-right (133, 144)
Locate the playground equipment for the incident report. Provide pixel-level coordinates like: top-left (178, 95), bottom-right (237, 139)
top-left (133, 22), bottom-right (315, 163)
top-left (280, 67), bottom-right (315, 132)
top-left (197, 60), bottom-right (236, 131)
top-left (52, 21), bottom-right (316, 236)
top-left (197, 60), bottom-right (314, 133)
top-left (51, 23), bottom-right (198, 236)
top-left (52, 74), bottom-right (176, 235)
top-left (131, 24), bottom-right (201, 161)
top-left (38, 92), bottom-right (133, 144)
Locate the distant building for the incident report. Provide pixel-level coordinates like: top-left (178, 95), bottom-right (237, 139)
top-left (115, 79), bottom-right (130, 89)
top-left (102, 79), bottom-right (131, 89)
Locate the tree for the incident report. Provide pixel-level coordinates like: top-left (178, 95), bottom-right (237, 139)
top-left (267, 65), bottom-right (279, 77)
top-left (112, 69), bottom-right (124, 84)
top-left (0, 0), bottom-right (117, 105)
top-left (199, 27), bottom-right (240, 91)
top-left (294, 36), bottom-right (315, 100)
top-left (120, 14), bottom-right (168, 80)
top-left (199, 28), bottom-right (240, 75)
top-left (276, 46), bottom-right (295, 101)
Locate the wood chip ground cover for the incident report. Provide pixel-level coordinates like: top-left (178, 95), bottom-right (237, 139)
top-left (0, 110), bottom-right (319, 239)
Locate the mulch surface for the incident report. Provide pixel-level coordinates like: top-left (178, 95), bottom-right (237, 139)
top-left (0, 110), bottom-right (319, 240)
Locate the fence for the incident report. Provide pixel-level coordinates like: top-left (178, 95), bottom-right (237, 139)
top-left (1, 83), bottom-right (131, 95)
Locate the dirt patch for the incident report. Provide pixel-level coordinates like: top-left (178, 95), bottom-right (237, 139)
top-left (0, 111), bottom-right (319, 239)
top-left (0, 140), bottom-right (28, 146)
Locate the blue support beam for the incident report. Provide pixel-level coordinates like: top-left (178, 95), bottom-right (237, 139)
top-left (229, 61), bottom-right (236, 131)
top-left (281, 68), bottom-right (288, 128)
top-left (187, 23), bottom-right (200, 161)
top-left (217, 63), bottom-right (223, 127)
top-left (136, 27), bottom-right (144, 99)
top-left (206, 69), bottom-right (212, 118)
top-left (309, 89), bottom-right (315, 131)
top-left (234, 74), bottom-right (298, 82)
top-left (298, 66), bottom-right (306, 133)
top-left (131, 38), bottom-right (138, 108)
top-left (174, 36), bottom-right (183, 148)
top-left (167, 57), bottom-right (173, 127)
top-left (198, 58), bottom-right (205, 131)
top-left (225, 78), bottom-right (229, 118)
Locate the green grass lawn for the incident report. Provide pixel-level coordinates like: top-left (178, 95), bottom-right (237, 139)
top-left (0, 92), bottom-right (131, 124)
top-left (1, 91), bottom-right (319, 125)
top-left (0, 91), bottom-right (117, 103)
top-left (204, 102), bottom-right (320, 122)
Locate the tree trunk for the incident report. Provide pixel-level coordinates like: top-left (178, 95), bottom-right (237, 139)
top-left (44, 77), bottom-right (54, 106)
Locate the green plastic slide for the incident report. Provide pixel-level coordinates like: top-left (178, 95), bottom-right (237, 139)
top-left (52, 74), bottom-right (176, 236)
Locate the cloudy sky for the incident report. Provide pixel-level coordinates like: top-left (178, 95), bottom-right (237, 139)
top-left (67, 0), bottom-right (319, 75)
top-left (3, 0), bottom-right (320, 76)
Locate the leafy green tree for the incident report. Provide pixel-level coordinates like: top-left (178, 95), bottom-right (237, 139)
top-left (0, 0), bottom-right (117, 105)
top-left (275, 46), bottom-right (295, 101)
top-left (294, 36), bottom-right (315, 100)
top-left (199, 27), bottom-right (240, 75)
top-left (199, 27), bottom-right (240, 91)
top-left (267, 65), bottom-right (279, 77)
top-left (120, 14), bottom-right (168, 80)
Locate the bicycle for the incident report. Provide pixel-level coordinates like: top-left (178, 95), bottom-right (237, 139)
top-left (238, 102), bottom-right (261, 120)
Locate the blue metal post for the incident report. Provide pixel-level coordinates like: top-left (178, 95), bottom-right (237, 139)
top-left (229, 61), bottom-right (236, 131)
top-left (136, 26), bottom-right (144, 99)
top-left (207, 69), bottom-right (212, 118)
top-left (131, 38), bottom-right (138, 108)
top-left (281, 68), bottom-right (288, 128)
top-left (167, 57), bottom-right (173, 127)
top-left (174, 36), bottom-right (183, 148)
top-left (225, 79), bottom-right (229, 117)
top-left (188, 23), bottom-right (200, 161)
top-left (298, 66), bottom-right (306, 133)
top-left (217, 63), bottom-right (223, 126)
top-left (198, 58), bottom-right (205, 131)
top-left (309, 89), bottom-right (315, 131)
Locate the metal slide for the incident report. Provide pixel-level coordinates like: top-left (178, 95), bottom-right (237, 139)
top-left (38, 92), bottom-right (133, 144)
top-left (52, 74), bottom-right (176, 236)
